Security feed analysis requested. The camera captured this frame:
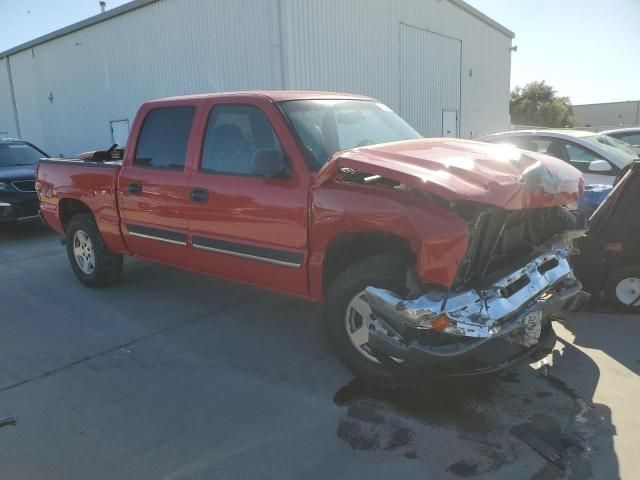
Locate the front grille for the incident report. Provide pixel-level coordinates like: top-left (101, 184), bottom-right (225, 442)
top-left (455, 206), bottom-right (572, 285)
top-left (11, 180), bottom-right (36, 192)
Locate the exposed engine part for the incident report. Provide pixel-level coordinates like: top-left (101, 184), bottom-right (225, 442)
top-left (453, 205), bottom-right (580, 286)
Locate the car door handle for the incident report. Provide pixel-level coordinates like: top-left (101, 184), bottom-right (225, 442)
top-left (189, 188), bottom-right (209, 203)
top-left (127, 183), bottom-right (142, 195)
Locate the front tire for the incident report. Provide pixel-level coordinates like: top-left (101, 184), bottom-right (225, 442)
top-left (324, 255), bottom-right (410, 387)
top-left (66, 213), bottom-right (123, 288)
top-left (605, 266), bottom-right (640, 313)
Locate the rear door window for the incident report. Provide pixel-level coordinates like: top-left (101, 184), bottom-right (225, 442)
top-left (134, 107), bottom-right (195, 169)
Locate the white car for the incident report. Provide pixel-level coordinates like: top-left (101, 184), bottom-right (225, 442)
top-left (600, 127), bottom-right (640, 155)
top-left (477, 129), bottom-right (638, 185)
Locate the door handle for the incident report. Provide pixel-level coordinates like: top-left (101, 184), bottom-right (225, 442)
top-left (189, 188), bottom-right (209, 203)
top-left (127, 183), bottom-right (142, 195)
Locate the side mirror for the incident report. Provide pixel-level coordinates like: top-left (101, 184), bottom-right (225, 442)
top-left (251, 149), bottom-right (289, 179)
top-left (588, 159), bottom-right (612, 173)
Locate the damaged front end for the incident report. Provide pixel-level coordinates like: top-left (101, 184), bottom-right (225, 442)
top-left (364, 210), bottom-right (589, 376)
top-left (316, 138), bottom-right (588, 376)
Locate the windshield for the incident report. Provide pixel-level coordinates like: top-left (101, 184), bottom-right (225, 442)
top-left (0, 142), bottom-right (46, 167)
top-left (279, 99), bottom-right (421, 170)
top-left (582, 135), bottom-right (638, 165)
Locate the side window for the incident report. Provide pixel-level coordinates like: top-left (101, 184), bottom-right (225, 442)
top-left (545, 140), bottom-right (569, 161)
top-left (529, 138), bottom-right (552, 154)
top-left (134, 107), bottom-right (195, 169)
top-left (564, 142), bottom-right (604, 173)
top-left (201, 104), bottom-right (283, 175)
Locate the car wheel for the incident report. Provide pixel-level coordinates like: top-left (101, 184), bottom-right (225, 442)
top-left (324, 255), bottom-right (412, 387)
top-left (66, 213), bottom-right (123, 288)
top-left (605, 266), bottom-right (640, 313)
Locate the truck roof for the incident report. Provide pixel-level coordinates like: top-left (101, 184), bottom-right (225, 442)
top-left (147, 90), bottom-right (375, 104)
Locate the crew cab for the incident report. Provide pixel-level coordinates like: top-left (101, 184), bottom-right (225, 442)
top-left (37, 91), bottom-right (588, 386)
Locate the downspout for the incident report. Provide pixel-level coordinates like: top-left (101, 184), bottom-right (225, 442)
top-left (276, 0), bottom-right (287, 89)
top-left (5, 56), bottom-right (21, 138)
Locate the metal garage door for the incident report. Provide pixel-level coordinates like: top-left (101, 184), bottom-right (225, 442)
top-left (399, 23), bottom-right (462, 138)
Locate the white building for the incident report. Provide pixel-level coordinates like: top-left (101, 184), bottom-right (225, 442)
top-left (573, 100), bottom-right (640, 131)
top-left (0, 0), bottom-right (514, 157)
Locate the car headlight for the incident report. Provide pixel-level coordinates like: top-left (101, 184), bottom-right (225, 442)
top-left (0, 182), bottom-right (9, 191)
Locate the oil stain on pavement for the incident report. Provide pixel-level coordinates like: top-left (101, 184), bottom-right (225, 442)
top-left (333, 364), bottom-right (615, 479)
top-left (334, 375), bottom-right (516, 477)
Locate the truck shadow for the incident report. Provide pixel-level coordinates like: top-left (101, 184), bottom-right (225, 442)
top-left (563, 311), bottom-right (640, 375)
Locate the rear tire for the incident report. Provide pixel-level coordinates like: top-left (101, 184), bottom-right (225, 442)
top-left (324, 255), bottom-right (411, 387)
top-left (605, 266), bottom-right (640, 313)
top-left (66, 213), bottom-right (123, 288)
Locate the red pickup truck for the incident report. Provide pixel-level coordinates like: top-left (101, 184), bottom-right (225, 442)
top-left (37, 91), bottom-right (588, 386)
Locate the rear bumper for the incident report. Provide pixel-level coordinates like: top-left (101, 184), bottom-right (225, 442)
top-left (364, 235), bottom-right (589, 374)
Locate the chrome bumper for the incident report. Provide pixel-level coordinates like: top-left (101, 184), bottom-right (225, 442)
top-left (365, 235), bottom-right (588, 342)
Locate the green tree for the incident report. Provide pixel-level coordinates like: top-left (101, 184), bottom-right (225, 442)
top-left (510, 81), bottom-right (577, 128)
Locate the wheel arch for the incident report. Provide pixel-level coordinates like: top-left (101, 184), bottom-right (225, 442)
top-left (58, 198), bottom-right (92, 232)
top-left (322, 231), bottom-right (416, 293)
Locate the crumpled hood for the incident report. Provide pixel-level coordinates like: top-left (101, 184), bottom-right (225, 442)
top-left (313, 138), bottom-right (583, 210)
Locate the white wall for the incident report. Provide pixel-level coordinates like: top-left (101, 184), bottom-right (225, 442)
top-left (5, 0), bottom-right (282, 156)
top-left (281, 0), bottom-right (513, 139)
top-left (573, 101), bottom-right (640, 130)
top-left (0, 59), bottom-right (18, 138)
top-left (1, 0), bottom-right (512, 156)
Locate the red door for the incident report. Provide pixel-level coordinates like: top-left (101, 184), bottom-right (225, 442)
top-left (118, 103), bottom-right (199, 267)
top-left (185, 97), bottom-right (310, 297)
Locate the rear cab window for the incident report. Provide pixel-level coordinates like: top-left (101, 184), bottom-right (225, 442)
top-left (134, 107), bottom-right (195, 169)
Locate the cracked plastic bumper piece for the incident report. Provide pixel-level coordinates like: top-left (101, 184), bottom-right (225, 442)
top-left (364, 236), bottom-right (590, 367)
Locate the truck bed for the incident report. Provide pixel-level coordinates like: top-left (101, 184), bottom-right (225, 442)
top-left (36, 158), bottom-right (126, 253)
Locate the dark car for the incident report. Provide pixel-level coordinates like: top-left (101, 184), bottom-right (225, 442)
top-left (0, 139), bottom-right (49, 227)
top-left (572, 161), bottom-right (640, 312)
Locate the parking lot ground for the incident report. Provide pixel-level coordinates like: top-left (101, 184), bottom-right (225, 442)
top-left (1, 222), bottom-right (638, 480)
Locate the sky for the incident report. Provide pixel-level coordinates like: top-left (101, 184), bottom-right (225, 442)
top-left (0, 0), bottom-right (638, 105)
top-left (465, 0), bottom-right (640, 104)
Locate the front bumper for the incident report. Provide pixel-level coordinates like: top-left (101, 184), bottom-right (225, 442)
top-left (0, 192), bottom-right (39, 223)
top-left (364, 235), bottom-right (589, 373)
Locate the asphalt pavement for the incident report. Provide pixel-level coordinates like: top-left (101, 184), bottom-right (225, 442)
top-left (0, 221), bottom-right (638, 479)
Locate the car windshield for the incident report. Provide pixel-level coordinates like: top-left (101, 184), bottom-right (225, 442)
top-left (582, 135), bottom-right (638, 164)
top-left (0, 142), bottom-right (45, 167)
top-left (279, 99), bottom-right (421, 170)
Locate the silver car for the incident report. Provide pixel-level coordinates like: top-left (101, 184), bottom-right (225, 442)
top-left (477, 129), bottom-right (638, 185)
top-left (600, 127), bottom-right (640, 155)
